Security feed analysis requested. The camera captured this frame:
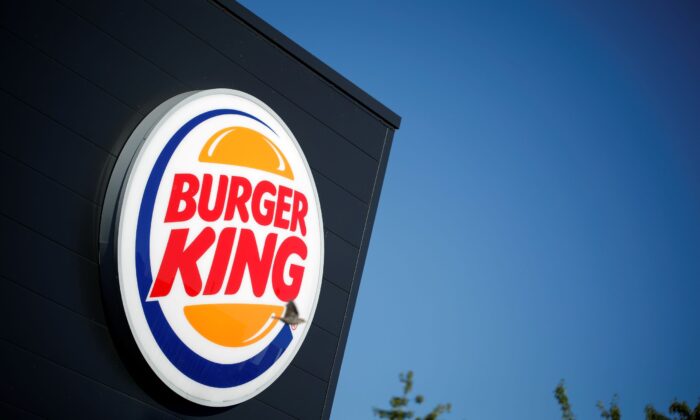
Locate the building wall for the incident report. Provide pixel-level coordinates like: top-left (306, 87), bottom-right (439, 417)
top-left (0, 1), bottom-right (398, 418)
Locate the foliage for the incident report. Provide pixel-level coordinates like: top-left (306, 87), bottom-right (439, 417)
top-left (597, 395), bottom-right (621, 420)
top-left (554, 380), bottom-right (700, 420)
top-left (645, 399), bottom-right (700, 420)
top-left (374, 371), bottom-right (451, 420)
top-left (555, 380), bottom-right (576, 420)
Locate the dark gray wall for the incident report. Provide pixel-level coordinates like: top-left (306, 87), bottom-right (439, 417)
top-left (0, 0), bottom-right (399, 418)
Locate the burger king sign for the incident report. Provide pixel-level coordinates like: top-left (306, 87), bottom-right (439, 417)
top-left (100, 89), bottom-right (323, 406)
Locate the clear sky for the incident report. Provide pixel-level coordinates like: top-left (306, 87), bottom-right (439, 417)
top-left (240, 1), bottom-right (700, 418)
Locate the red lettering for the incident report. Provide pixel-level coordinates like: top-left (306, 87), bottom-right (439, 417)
top-left (198, 174), bottom-right (228, 222)
top-left (274, 186), bottom-right (292, 230)
top-left (164, 173), bottom-right (199, 222)
top-left (150, 227), bottom-right (215, 298)
top-left (224, 176), bottom-right (251, 222)
top-left (226, 229), bottom-right (278, 297)
top-left (251, 181), bottom-right (275, 226)
top-left (202, 227), bottom-right (236, 295)
top-left (272, 236), bottom-right (307, 301)
top-left (290, 191), bottom-right (308, 236)
top-left (155, 173), bottom-right (315, 301)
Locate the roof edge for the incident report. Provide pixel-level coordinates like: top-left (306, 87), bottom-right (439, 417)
top-left (213, 0), bottom-right (402, 129)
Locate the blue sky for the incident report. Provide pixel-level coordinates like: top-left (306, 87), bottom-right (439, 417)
top-left (240, 1), bottom-right (700, 418)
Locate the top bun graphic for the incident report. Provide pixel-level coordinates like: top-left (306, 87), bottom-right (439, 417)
top-left (199, 126), bottom-right (295, 180)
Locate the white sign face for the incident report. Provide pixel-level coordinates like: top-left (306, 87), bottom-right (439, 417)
top-left (114, 89), bottom-right (323, 407)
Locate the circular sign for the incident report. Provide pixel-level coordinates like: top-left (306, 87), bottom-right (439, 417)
top-left (102, 89), bottom-right (323, 407)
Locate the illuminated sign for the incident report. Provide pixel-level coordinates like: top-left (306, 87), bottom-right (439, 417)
top-left (105, 89), bottom-right (323, 406)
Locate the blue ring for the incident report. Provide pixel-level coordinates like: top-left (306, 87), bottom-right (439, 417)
top-left (134, 109), bottom-right (291, 388)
